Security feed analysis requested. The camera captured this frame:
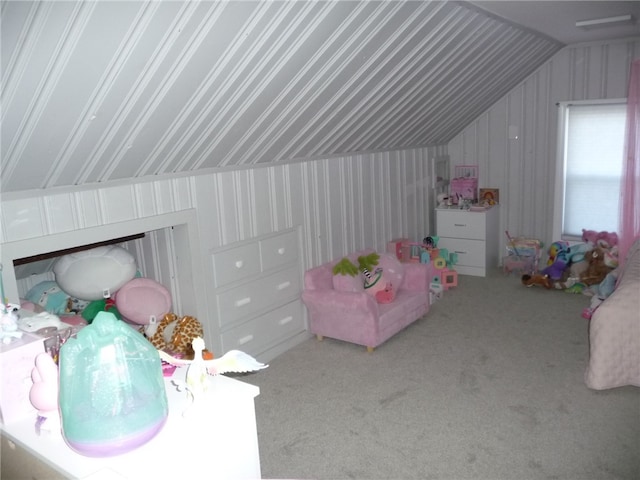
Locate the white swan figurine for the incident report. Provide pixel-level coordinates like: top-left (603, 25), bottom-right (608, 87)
top-left (158, 337), bottom-right (267, 406)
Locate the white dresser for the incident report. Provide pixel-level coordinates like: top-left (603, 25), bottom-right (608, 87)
top-left (210, 228), bottom-right (307, 362)
top-left (436, 206), bottom-right (499, 277)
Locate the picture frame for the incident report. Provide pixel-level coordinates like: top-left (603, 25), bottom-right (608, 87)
top-left (479, 188), bottom-right (499, 205)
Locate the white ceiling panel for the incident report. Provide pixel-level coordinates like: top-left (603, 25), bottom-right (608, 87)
top-left (2, 1), bottom-right (629, 194)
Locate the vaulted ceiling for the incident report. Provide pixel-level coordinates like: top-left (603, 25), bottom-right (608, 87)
top-left (1, 1), bottom-right (634, 194)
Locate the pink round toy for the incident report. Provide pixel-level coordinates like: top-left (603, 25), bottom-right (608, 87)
top-left (115, 277), bottom-right (172, 326)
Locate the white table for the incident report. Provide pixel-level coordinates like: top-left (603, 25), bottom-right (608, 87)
top-left (1, 367), bottom-right (261, 479)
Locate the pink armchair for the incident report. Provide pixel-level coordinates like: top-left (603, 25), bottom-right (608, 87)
top-left (302, 249), bottom-right (435, 352)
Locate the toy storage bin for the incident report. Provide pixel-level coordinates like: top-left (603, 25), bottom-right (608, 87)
top-left (502, 255), bottom-right (536, 275)
top-left (503, 236), bottom-right (542, 275)
top-left (450, 165), bottom-right (478, 204)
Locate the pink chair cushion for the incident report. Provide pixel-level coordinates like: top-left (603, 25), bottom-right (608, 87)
top-left (332, 273), bottom-right (364, 292)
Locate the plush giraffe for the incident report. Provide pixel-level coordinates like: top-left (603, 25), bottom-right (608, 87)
top-left (146, 313), bottom-right (204, 357)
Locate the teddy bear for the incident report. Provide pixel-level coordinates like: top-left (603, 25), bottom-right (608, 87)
top-left (579, 246), bottom-right (614, 286)
top-left (552, 246), bottom-right (614, 290)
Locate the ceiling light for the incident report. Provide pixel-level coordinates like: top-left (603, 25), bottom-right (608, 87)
top-left (575, 14), bottom-right (634, 30)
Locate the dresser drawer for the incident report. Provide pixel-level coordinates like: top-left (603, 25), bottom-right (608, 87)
top-left (437, 210), bottom-right (486, 240)
top-left (259, 230), bottom-right (299, 271)
top-left (220, 300), bottom-right (304, 356)
top-left (437, 237), bottom-right (486, 268)
top-left (216, 265), bottom-right (301, 327)
top-left (211, 243), bottom-right (261, 287)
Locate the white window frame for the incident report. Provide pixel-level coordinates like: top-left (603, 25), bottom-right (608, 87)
top-left (552, 98), bottom-right (626, 242)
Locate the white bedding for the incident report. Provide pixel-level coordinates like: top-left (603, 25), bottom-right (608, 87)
top-left (585, 238), bottom-right (640, 390)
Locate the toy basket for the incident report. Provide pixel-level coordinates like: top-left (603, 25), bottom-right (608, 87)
top-left (503, 232), bottom-right (542, 275)
top-left (450, 165), bottom-right (478, 204)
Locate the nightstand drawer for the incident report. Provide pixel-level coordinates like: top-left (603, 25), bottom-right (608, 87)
top-left (437, 238), bottom-right (485, 268)
top-left (220, 300), bottom-right (304, 356)
top-left (259, 230), bottom-right (298, 271)
top-left (437, 210), bottom-right (486, 240)
top-left (212, 243), bottom-right (261, 287)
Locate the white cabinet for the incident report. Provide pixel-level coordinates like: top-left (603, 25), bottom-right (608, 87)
top-left (436, 206), bottom-right (499, 277)
top-left (211, 228), bottom-right (307, 361)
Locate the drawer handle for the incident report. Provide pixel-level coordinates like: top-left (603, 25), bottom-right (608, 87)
top-left (277, 247), bottom-right (285, 255)
top-left (454, 250), bottom-right (468, 254)
top-left (278, 315), bottom-right (293, 325)
top-left (238, 334), bottom-right (254, 345)
top-left (235, 297), bottom-right (251, 307)
top-left (277, 281), bottom-right (291, 291)
top-left (454, 223), bottom-right (467, 227)
top-left (235, 260), bottom-right (244, 269)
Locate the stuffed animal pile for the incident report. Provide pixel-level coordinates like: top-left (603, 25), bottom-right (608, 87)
top-left (21, 244), bottom-right (205, 354)
top-left (522, 229), bottom-right (619, 302)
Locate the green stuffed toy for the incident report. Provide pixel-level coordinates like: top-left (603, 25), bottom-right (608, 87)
top-left (357, 253), bottom-right (380, 273)
top-left (332, 257), bottom-right (360, 277)
top-left (81, 298), bottom-right (122, 324)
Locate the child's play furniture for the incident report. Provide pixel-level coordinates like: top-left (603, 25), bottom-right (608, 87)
top-left (585, 237), bottom-right (640, 390)
top-left (301, 249), bottom-right (435, 352)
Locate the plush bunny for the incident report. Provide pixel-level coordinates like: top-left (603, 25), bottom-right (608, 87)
top-left (29, 353), bottom-right (61, 434)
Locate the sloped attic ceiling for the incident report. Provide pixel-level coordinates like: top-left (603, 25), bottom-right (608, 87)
top-left (0, 0), bottom-right (563, 194)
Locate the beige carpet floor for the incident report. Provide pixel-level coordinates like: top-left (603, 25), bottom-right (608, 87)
top-left (251, 268), bottom-right (639, 480)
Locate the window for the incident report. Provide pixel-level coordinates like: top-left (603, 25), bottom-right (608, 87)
top-left (554, 100), bottom-right (626, 240)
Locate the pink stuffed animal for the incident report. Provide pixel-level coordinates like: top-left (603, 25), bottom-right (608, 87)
top-left (29, 353), bottom-right (60, 434)
top-left (581, 229), bottom-right (618, 249)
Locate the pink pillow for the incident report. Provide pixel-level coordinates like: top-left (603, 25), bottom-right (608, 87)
top-left (332, 273), bottom-right (364, 292)
top-left (115, 278), bottom-right (172, 325)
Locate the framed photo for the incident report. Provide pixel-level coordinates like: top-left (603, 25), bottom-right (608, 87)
top-left (479, 188), bottom-right (499, 205)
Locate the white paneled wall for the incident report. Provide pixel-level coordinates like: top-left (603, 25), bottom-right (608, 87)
top-left (448, 38), bottom-right (640, 257)
top-left (1, 147), bottom-right (437, 356)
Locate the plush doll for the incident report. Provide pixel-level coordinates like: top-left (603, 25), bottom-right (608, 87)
top-left (53, 245), bottom-right (137, 301)
top-left (115, 277), bottom-right (172, 326)
top-left (24, 281), bottom-right (70, 315)
top-left (582, 229), bottom-right (618, 250)
top-left (81, 298), bottom-right (122, 323)
top-left (595, 231), bottom-right (618, 250)
top-left (581, 229), bottom-right (599, 247)
top-left (146, 312), bottom-right (204, 357)
top-left (1, 306), bottom-right (23, 344)
top-left (358, 253), bottom-right (397, 302)
top-left (541, 258), bottom-right (568, 281)
top-left (579, 246), bottom-right (614, 286)
top-left (540, 241), bottom-right (572, 280)
top-left (521, 273), bottom-right (552, 289)
top-left (546, 241), bottom-right (569, 266)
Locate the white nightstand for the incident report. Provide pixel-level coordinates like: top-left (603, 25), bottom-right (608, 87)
top-left (436, 206), bottom-right (499, 277)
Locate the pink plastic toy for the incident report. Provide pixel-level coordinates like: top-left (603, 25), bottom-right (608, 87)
top-left (29, 352), bottom-right (60, 434)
